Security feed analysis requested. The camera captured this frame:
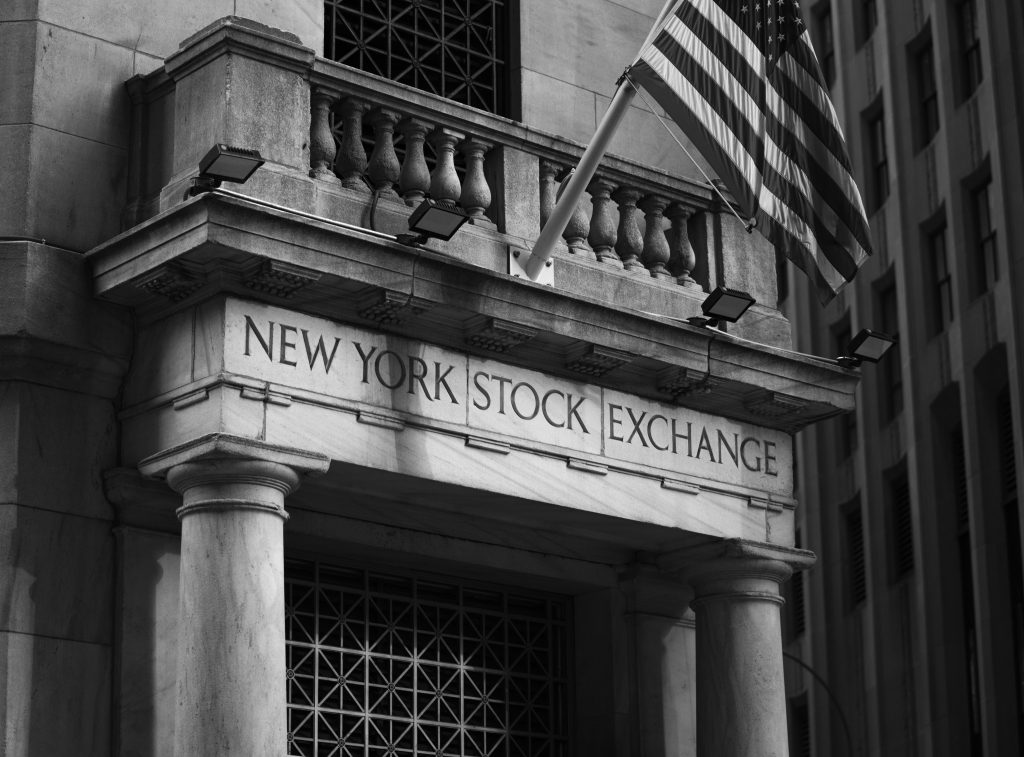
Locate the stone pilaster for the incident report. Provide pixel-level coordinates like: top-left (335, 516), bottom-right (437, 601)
top-left (674, 540), bottom-right (815, 757)
top-left (139, 434), bottom-right (329, 757)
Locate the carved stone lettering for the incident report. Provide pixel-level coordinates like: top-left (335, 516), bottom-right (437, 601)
top-left (226, 300), bottom-right (792, 494)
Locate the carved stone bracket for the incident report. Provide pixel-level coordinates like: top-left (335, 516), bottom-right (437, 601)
top-left (463, 317), bottom-right (538, 353)
top-left (356, 289), bottom-right (430, 327)
top-left (243, 259), bottom-right (322, 298)
top-left (564, 344), bottom-right (632, 377)
top-left (135, 262), bottom-right (205, 302)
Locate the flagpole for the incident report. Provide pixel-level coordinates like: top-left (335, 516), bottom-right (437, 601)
top-left (525, 79), bottom-right (638, 279)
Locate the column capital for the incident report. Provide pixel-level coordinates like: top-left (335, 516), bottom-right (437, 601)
top-left (658, 538), bottom-right (816, 595)
top-left (138, 433), bottom-right (330, 519)
top-left (139, 432), bottom-right (331, 480)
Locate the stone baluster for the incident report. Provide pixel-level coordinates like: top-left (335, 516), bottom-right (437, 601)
top-left (397, 117), bottom-right (431, 206)
top-left (588, 176), bottom-right (622, 267)
top-left (639, 194), bottom-right (673, 279)
top-left (666, 202), bottom-right (701, 289)
top-left (366, 107), bottom-right (401, 199)
top-left (309, 88), bottom-right (340, 184)
top-left (562, 173), bottom-right (594, 259)
top-left (429, 127), bottom-right (464, 203)
top-left (613, 186), bottom-right (645, 272)
top-left (459, 137), bottom-right (493, 221)
top-left (539, 160), bottom-right (562, 231)
top-left (334, 97), bottom-right (368, 191)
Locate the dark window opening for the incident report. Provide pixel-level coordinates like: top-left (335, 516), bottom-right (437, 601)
top-left (865, 107), bottom-right (889, 211)
top-left (857, 0), bottom-right (878, 46)
top-left (889, 468), bottom-right (914, 580)
top-left (785, 529), bottom-right (807, 641)
top-left (971, 179), bottom-right (997, 294)
top-left (814, 2), bottom-right (836, 88)
top-left (324, 0), bottom-right (514, 118)
top-left (929, 225), bottom-right (953, 333)
top-left (997, 389), bottom-right (1024, 740)
top-left (788, 693), bottom-right (812, 757)
top-left (846, 503), bottom-right (867, 607)
top-left (915, 42), bottom-right (940, 148)
top-left (832, 315), bottom-right (857, 456)
top-left (877, 279), bottom-right (902, 420)
top-left (955, 0), bottom-right (983, 100)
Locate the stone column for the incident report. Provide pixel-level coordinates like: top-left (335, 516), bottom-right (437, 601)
top-left (139, 435), bottom-right (330, 757)
top-left (681, 540), bottom-right (815, 757)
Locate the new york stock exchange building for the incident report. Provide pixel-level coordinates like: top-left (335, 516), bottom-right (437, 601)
top-left (2, 3), bottom-right (857, 756)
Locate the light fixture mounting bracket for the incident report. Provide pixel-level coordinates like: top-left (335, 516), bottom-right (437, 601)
top-left (508, 247), bottom-right (554, 286)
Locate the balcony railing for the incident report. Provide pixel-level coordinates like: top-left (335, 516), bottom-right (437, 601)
top-left (123, 16), bottom-right (785, 343)
top-left (308, 58), bottom-right (714, 289)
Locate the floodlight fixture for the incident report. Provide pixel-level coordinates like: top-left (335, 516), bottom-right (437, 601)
top-left (396, 198), bottom-right (470, 246)
top-left (687, 286), bottom-right (756, 328)
top-left (187, 144), bottom-right (265, 197)
top-left (836, 328), bottom-right (897, 368)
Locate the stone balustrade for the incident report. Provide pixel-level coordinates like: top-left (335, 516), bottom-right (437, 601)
top-left (123, 19), bottom-right (783, 324)
top-left (308, 61), bottom-right (718, 291)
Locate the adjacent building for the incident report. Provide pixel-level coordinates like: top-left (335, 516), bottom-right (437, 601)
top-left (783, 1), bottom-right (1024, 756)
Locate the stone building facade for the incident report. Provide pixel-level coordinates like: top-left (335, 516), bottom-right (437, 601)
top-left (2, 2), bottom-right (855, 756)
top-left (784, 1), bottom-right (1024, 756)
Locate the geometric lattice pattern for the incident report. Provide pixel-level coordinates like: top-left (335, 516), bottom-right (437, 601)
top-left (324, 0), bottom-right (512, 117)
top-left (285, 560), bottom-right (570, 757)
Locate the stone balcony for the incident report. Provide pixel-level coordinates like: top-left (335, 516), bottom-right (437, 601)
top-left (92, 15), bottom-right (857, 438)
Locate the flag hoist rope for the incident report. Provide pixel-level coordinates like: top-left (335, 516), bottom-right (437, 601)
top-left (526, 67), bottom-right (752, 280)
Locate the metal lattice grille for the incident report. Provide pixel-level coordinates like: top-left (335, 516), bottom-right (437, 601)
top-left (285, 560), bottom-right (570, 757)
top-left (325, 0), bottom-right (512, 117)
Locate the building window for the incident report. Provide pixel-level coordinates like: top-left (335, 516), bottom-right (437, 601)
top-left (831, 316), bottom-right (857, 456)
top-left (324, 0), bottom-right (514, 117)
top-left (845, 502), bottom-right (867, 607)
top-left (788, 693), bottom-right (812, 757)
top-left (971, 179), bottom-right (997, 294)
top-left (865, 106), bottom-right (889, 212)
top-left (877, 279), bottom-right (902, 420)
top-left (784, 530), bottom-right (807, 641)
top-left (285, 560), bottom-right (570, 757)
top-left (928, 224), bottom-right (953, 333)
top-left (857, 0), bottom-right (878, 46)
top-left (914, 41), bottom-right (940, 148)
top-left (814, 2), bottom-right (836, 88)
top-left (955, 0), bottom-right (983, 100)
top-left (889, 468), bottom-right (914, 580)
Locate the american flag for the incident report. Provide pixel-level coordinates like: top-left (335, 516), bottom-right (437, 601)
top-left (630, 0), bottom-right (871, 302)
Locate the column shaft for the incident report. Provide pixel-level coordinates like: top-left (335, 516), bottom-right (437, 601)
top-left (169, 459), bottom-right (298, 757)
top-left (685, 550), bottom-right (807, 757)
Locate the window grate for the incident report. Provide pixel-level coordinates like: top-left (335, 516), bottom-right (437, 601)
top-left (846, 505), bottom-right (867, 606)
top-left (891, 471), bottom-right (914, 579)
top-left (324, 0), bottom-right (512, 117)
top-left (952, 426), bottom-right (970, 532)
top-left (285, 560), bottom-right (570, 757)
top-left (998, 389), bottom-right (1017, 500)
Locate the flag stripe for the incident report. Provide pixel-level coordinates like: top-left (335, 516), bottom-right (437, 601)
top-left (632, 0), bottom-right (872, 302)
top-left (757, 189), bottom-right (848, 298)
top-left (765, 111), bottom-right (872, 252)
top-left (634, 49), bottom-right (760, 213)
top-left (674, 0), bottom-right (764, 98)
top-left (660, 15), bottom-right (763, 131)
top-left (762, 142), bottom-right (866, 280)
top-left (770, 55), bottom-right (852, 174)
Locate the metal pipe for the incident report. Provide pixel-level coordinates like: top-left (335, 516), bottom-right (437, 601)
top-left (525, 81), bottom-right (638, 279)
